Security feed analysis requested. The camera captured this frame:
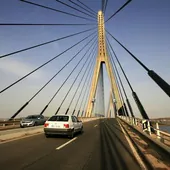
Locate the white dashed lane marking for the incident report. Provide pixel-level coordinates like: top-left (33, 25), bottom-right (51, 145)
top-left (56, 137), bottom-right (77, 150)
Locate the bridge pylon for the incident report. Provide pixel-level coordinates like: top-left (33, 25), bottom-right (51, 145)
top-left (107, 90), bottom-right (116, 118)
top-left (85, 11), bottom-right (123, 117)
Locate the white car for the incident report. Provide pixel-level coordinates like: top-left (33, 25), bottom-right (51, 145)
top-left (44, 115), bottom-right (83, 138)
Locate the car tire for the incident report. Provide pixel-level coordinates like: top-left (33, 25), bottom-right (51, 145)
top-left (80, 126), bottom-right (83, 133)
top-left (45, 134), bottom-right (50, 138)
top-left (34, 122), bottom-right (37, 126)
top-left (68, 130), bottom-right (74, 139)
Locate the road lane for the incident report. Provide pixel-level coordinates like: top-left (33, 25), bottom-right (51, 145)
top-left (23, 119), bottom-right (101, 170)
top-left (0, 119), bottom-right (143, 170)
top-left (100, 119), bottom-right (142, 170)
top-left (0, 119), bottom-right (99, 170)
top-left (0, 132), bottom-right (69, 169)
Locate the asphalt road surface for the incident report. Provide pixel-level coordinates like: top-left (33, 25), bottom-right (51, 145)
top-left (0, 118), bottom-right (142, 170)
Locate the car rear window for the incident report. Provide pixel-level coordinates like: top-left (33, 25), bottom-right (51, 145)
top-left (48, 116), bottom-right (69, 121)
top-left (26, 115), bottom-right (39, 119)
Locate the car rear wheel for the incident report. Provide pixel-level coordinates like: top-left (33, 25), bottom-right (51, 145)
top-left (68, 130), bottom-right (74, 139)
top-left (20, 125), bottom-right (24, 128)
top-left (80, 126), bottom-right (83, 133)
top-left (45, 134), bottom-right (50, 138)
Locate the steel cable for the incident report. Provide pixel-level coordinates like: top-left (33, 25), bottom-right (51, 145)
top-left (0, 30), bottom-right (97, 94)
top-left (20, 0), bottom-right (95, 22)
top-left (55, 0), bottom-right (96, 20)
top-left (68, 0), bottom-right (96, 17)
top-left (55, 37), bottom-right (98, 115)
top-left (0, 27), bottom-right (96, 59)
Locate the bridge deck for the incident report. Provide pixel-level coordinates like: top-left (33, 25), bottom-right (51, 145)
top-left (0, 119), bottom-right (141, 170)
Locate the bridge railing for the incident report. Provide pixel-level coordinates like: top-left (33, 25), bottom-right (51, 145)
top-left (118, 116), bottom-right (170, 147)
top-left (0, 119), bottom-right (21, 127)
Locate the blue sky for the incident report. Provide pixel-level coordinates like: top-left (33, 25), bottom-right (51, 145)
top-left (0, 0), bottom-right (170, 119)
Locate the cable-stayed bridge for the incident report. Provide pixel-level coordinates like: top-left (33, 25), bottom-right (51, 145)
top-left (0, 0), bottom-right (170, 169)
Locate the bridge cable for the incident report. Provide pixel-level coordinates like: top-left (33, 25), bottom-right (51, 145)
top-left (80, 64), bottom-right (96, 117)
top-left (106, 40), bottom-right (129, 117)
top-left (39, 36), bottom-right (97, 115)
top-left (106, 35), bottom-right (149, 120)
top-left (68, 0), bottom-right (96, 18)
top-left (106, 44), bottom-right (127, 117)
top-left (55, 0), bottom-right (96, 20)
top-left (76, 62), bottom-right (95, 117)
top-left (20, 0), bottom-right (95, 22)
top-left (66, 43), bottom-right (97, 115)
top-left (0, 27), bottom-right (96, 59)
top-left (77, 49), bottom-right (97, 117)
top-left (106, 37), bottom-right (134, 117)
top-left (55, 36), bottom-right (98, 115)
top-left (106, 30), bottom-right (170, 98)
top-left (102, 0), bottom-right (105, 13)
top-left (73, 50), bottom-right (96, 117)
top-left (29, 36), bottom-right (97, 103)
top-left (75, 56), bottom-right (96, 117)
top-left (65, 43), bottom-right (97, 115)
top-left (102, 0), bottom-right (108, 14)
top-left (103, 0), bottom-right (108, 14)
top-left (1, 30), bottom-right (97, 95)
top-left (106, 30), bottom-right (149, 71)
top-left (0, 23), bottom-right (95, 26)
top-left (105, 0), bottom-right (132, 23)
top-left (10, 34), bottom-right (97, 119)
top-left (76, 0), bottom-right (97, 15)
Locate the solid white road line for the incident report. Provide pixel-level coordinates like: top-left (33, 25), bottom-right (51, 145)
top-left (56, 137), bottom-right (77, 150)
top-left (117, 119), bottom-right (147, 170)
top-left (94, 124), bottom-right (98, 127)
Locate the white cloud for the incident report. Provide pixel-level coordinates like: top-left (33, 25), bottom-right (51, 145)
top-left (0, 58), bottom-right (43, 79)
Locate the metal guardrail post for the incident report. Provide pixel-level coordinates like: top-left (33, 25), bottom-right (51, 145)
top-left (132, 117), bottom-right (135, 126)
top-left (156, 122), bottom-right (161, 140)
top-left (147, 120), bottom-right (151, 135)
top-left (134, 118), bottom-right (137, 126)
top-left (119, 116), bottom-right (170, 147)
top-left (142, 119), bottom-right (147, 132)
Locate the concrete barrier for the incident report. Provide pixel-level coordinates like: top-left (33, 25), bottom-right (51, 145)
top-left (79, 117), bottom-right (101, 122)
top-left (0, 126), bottom-right (44, 142)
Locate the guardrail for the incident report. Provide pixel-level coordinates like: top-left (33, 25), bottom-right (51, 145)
top-left (118, 116), bottom-right (170, 147)
top-left (118, 116), bottom-right (170, 167)
top-left (0, 120), bottom-right (20, 127)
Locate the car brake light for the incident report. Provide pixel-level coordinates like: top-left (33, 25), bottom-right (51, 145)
top-left (64, 124), bottom-right (69, 128)
top-left (44, 123), bottom-right (49, 127)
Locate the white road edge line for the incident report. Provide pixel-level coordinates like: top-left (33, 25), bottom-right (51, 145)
top-left (117, 119), bottom-right (147, 170)
top-left (56, 137), bottom-right (77, 150)
top-left (94, 124), bottom-right (98, 127)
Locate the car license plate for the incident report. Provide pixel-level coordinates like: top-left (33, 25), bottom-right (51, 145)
top-left (50, 124), bottom-right (59, 128)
